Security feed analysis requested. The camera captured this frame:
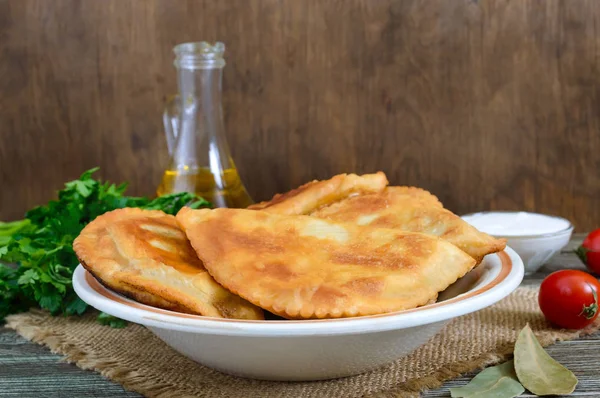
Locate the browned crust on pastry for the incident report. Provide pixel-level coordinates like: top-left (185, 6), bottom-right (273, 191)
top-left (73, 208), bottom-right (264, 320)
top-left (81, 260), bottom-right (196, 314)
top-left (312, 187), bottom-right (506, 262)
top-left (248, 172), bottom-right (389, 215)
top-left (177, 207), bottom-right (476, 320)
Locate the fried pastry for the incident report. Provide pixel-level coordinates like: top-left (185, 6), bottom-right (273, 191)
top-left (176, 207), bottom-right (477, 319)
top-left (248, 171), bottom-right (388, 215)
top-left (311, 187), bottom-right (506, 262)
top-left (73, 208), bottom-right (264, 320)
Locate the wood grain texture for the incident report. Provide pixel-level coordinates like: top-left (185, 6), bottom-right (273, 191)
top-left (1, 0), bottom-right (599, 230)
top-left (2, 236), bottom-right (600, 398)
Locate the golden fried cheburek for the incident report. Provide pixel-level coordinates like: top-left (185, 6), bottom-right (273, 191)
top-left (73, 208), bottom-right (263, 320)
top-left (176, 207), bottom-right (477, 319)
top-left (248, 172), bottom-right (388, 215)
top-left (311, 187), bottom-right (506, 262)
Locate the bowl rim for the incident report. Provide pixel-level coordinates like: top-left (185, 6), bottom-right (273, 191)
top-left (461, 211), bottom-right (574, 239)
top-left (73, 247), bottom-right (524, 337)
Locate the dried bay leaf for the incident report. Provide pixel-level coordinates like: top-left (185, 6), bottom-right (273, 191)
top-left (449, 360), bottom-right (525, 398)
top-left (514, 324), bottom-right (578, 396)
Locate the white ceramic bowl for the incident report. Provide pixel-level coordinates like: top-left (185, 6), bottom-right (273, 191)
top-left (73, 248), bottom-right (523, 381)
top-left (462, 212), bottom-right (574, 275)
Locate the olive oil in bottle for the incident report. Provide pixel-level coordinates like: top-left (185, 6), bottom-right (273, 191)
top-left (157, 42), bottom-right (253, 208)
top-left (157, 167), bottom-right (253, 208)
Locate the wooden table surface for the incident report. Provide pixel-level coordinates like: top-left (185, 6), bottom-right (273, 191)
top-left (1, 235), bottom-right (598, 397)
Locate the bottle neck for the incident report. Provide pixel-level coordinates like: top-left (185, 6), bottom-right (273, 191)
top-left (177, 65), bottom-right (224, 135)
top-left (172, 64), bottom-right (233, 173)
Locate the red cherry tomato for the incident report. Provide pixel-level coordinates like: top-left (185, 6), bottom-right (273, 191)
top-left (539, 270), bottom-right (600, 329)
top-left (577, 229), bottom-right (600, 275)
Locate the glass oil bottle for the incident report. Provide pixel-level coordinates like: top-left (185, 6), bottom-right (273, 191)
top-left (157, 42), bottom-right (253, 208)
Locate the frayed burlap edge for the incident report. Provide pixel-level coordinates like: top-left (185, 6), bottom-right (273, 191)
top-left (6, 311), bottom-right (600, 398)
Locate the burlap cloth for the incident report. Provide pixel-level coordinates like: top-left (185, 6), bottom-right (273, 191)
top-left (5, 287), bottom-right (599, 398)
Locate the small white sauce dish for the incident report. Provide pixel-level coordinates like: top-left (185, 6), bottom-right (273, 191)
top-left (462, 211), bottom-right (574, 275)
top-left (73, 248), bottom-right (523, 381)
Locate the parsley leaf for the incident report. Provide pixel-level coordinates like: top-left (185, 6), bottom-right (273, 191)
top-left (97, 312), bottom-right (128, 328)
top-left (0, 168), bottom-right (211, 325)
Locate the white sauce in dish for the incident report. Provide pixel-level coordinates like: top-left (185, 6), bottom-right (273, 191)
top-left (462, 212), bottom-right (571, 237)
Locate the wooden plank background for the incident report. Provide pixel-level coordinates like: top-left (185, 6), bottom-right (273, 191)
top-left (1, 0), bottom-right (599, 230)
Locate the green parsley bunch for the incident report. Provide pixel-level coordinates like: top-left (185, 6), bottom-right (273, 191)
top-left (0, 168), bottom-right (210, 325)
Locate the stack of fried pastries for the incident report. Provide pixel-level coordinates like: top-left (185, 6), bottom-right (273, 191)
top-left (74, 172), bottom-right (506, 320)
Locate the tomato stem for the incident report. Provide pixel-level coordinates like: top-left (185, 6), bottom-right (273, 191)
top-left (580, 284), bottom-right (599, 320)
